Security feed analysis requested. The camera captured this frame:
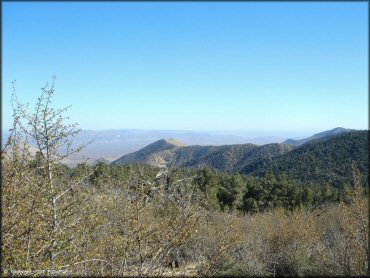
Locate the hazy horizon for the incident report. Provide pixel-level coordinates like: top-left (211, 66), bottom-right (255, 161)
top-left (2, 126), bottom-right (363, 141)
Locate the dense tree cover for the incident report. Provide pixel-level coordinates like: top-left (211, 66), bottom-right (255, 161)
top-left (241, 131), bottom-right (369, 187)
top-left (28, 142), bottom-right (368, 217)
top-left (183, 143), bottom-right (293, 173)
top-left (188, 167), bottom-right (365, 214)
top-left (66, 162), bottom-right (366, 214)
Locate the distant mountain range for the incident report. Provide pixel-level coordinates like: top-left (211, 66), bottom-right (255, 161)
top-left (112, 128), bottom-right (368, 186)
top-left (2, 129), bottom-right (287, 166)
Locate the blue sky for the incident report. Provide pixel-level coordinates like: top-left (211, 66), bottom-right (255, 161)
top-left (3, 2), bottom-right (368, 137)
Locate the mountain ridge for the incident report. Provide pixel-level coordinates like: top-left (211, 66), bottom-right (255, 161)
top-left (112, 127), bottom-right (359, 169)
top-left (111, 129), bottom-right (368, 186)
top-left (112, 138), bottom-right (294, 171)
top-left (282, 127), bottom-right (355, 146)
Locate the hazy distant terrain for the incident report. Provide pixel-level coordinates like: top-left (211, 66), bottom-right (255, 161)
top-left (2, 127), bottom-right (357, 168)
top-left (2, 129), bottom-right (287, 166)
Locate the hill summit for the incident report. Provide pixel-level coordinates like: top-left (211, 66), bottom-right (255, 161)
top-left (112, 139), bottom-right (185, 168)
top-left (162, 138), bottom-right (186, 147)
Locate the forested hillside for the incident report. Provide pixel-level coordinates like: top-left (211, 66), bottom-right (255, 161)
top-left (113, 131), bottom-right (368, 188)
top-left (242, 131), bottom-right (369, 187)
top-left (113, 141), bottom-right (294, 172)
top-left (182, 143), bottom-right (293, 172)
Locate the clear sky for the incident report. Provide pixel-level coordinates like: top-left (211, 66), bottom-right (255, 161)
top-left (2, 2), bottom-right (368, 136)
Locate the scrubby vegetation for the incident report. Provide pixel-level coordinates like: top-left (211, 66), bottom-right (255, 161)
top-left (1, 81), bottom-right (368, 276)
